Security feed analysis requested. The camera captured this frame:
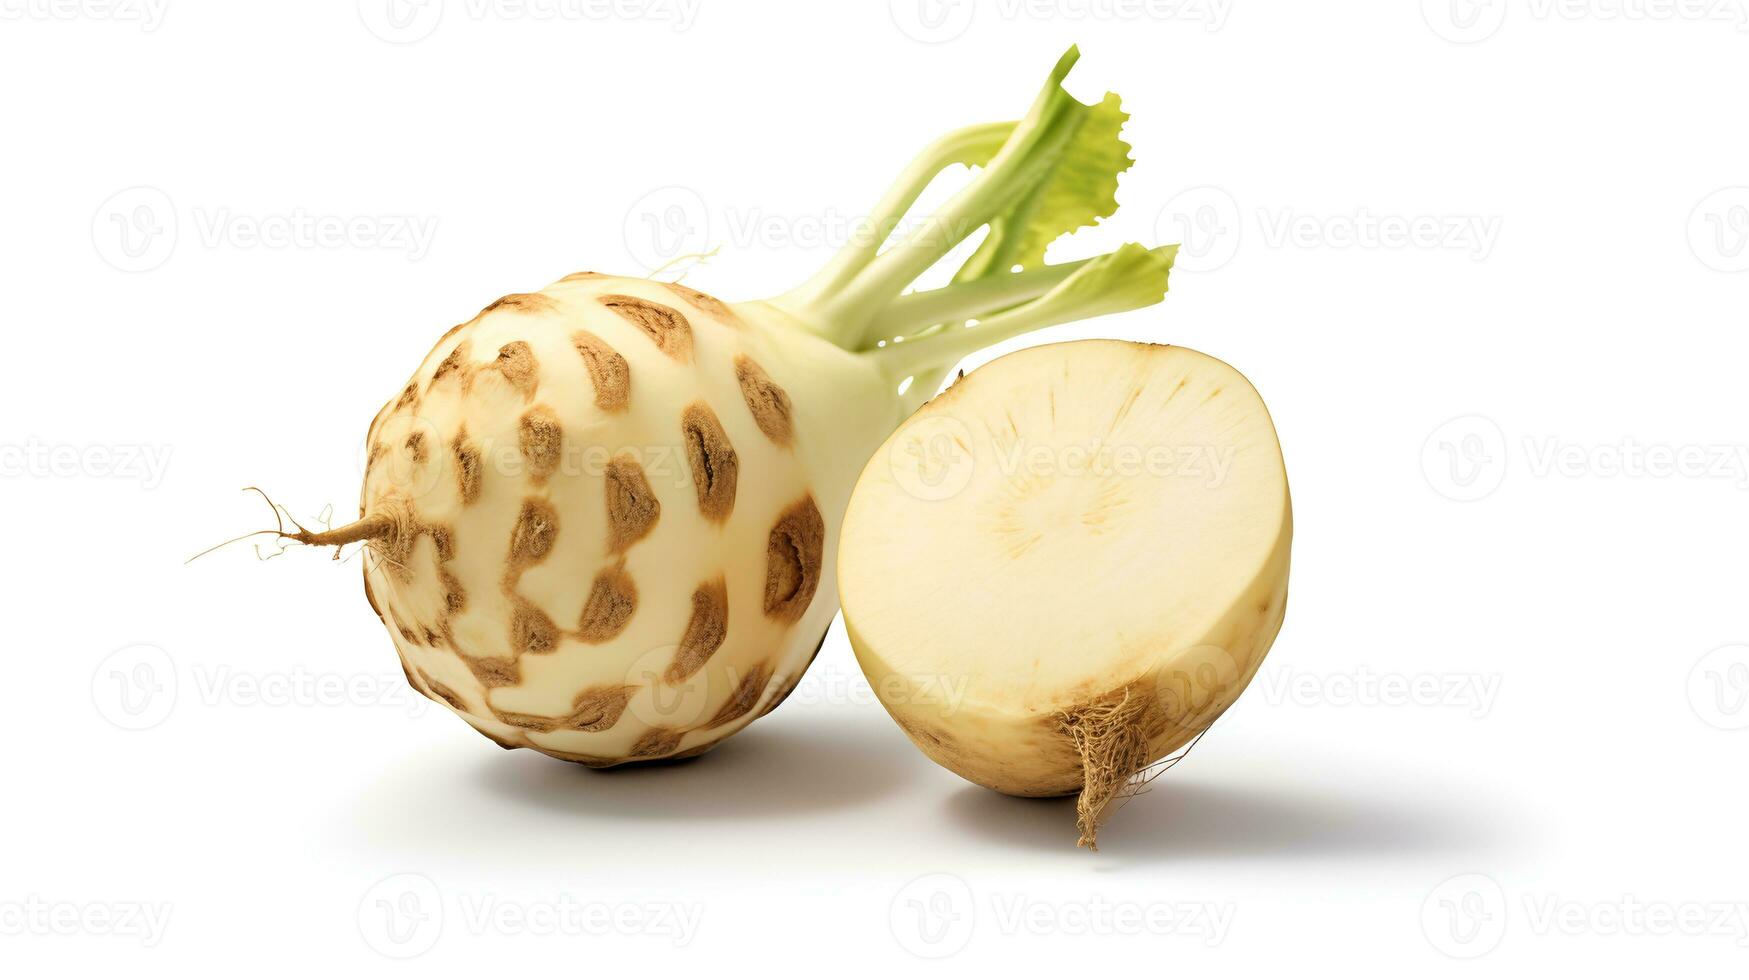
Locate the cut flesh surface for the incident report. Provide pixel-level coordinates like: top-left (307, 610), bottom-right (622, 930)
top-left (840, 341), bottom-right (1291, 805)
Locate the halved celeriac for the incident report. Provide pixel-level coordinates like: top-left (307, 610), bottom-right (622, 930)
top-left (839, 340), bottom-right (1292, 848)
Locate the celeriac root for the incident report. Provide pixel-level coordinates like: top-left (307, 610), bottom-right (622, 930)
top-left (1058, 689), bottom-right (1153, 850)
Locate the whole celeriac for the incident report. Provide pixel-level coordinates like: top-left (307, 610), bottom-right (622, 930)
top-left (280, 48), bottom-right (1180, 765)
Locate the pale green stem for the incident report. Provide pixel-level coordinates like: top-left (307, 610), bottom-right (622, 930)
top-left (812, 65), bottom-right (1086, 336)
top-left (859, 257), bottom-right (1096, 346)
top-left (773, 123), bottom-right (1012, 338)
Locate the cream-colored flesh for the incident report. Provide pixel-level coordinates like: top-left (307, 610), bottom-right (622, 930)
top-left (839, 341), bottom-right (1291, 797)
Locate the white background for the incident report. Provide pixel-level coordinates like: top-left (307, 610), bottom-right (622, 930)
top-left (3, 0), bottom-right (1747, 974)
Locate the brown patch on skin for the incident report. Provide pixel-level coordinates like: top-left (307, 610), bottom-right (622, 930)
top-left (430, 526), bottom-right (454, 562)
top-left (663, 282), bottom-right (735, 321)
top-left (576, 562), bottom-right (637, 642)
top-left (423, 626), bottom-right (444, 647)
top-left (733, 355), bottom-right (795, 447)
top-left (518, 406), bottom-right (563, 483)
top-left (483, 293), bottom-right (556, 314)
top-left (485, 341), bottom-right (540, 399)
top-left (758, 627), bottom-right (828, 718)
top-left (405, 430), bottom-right (428, 464)
top-left (430, 340), bottom-right (472, 388)
top-left (493, 684), bottom-right (634, 733)
top-left (439, 320), bottom-right (471, 344)
top-left (417, 669), bottom-right (467, 713)
top-left (629, 727), bottom-right (685, 758)
top-left (702, 661), bottom-right (774, 730)
top-left (394, 382), bottom-right (418, 411)
top-left (439, 566), bottom-right (466, 614)
top-left (603, 455), bottom-right (659, 552)
top-left (461, 653), bottom-right (522, 688)
top-left (763, 496), bottom-right (825, 623)
top-left (509, 596), bottom-right (560, 654)
top-left (600, 295), bottom-right (693, 361)
top-left (508, 498), bottom-right (559, 570)
top-left (571, 330), bottom-right (630, 412)
top-left (453, 431), bottom-right (483, 505)
top-left (367, 442), bottom-right (387, 468)
top-left (568, 684), bottom-right (635, 731)
top-left (665, 579), bottom-right (728, 684)
top-left (681, 402), bottom-right (738, 522)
